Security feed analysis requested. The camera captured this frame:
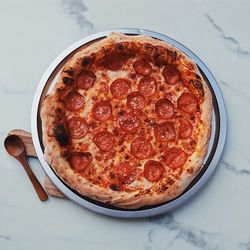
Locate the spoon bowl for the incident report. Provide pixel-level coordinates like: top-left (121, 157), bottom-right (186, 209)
top-left (4, 135), bottom-right (26, 157)
top-left (4, 134), bottom-right (48, 201)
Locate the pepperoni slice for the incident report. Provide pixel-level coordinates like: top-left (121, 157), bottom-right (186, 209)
top-left (64, 91), bottom-right (84, 111)
top-left (144, 160), bottom-right (165, 182)
top-left (66, 116), bottom-right (89, 139)
top-left (92, 101), bottom-right (112, 121)
top-left (130, 137), bottom-right (153, 159)
top-left (154, 122), bottom-right (176, 142)
top-left (163, 65), bottom-right (181, 84)
top-left (155, 98), bottom-right (174, 119)
top-left (93, 131), bottom-right (115, 151)
top-left (133, 59), bottom-right (152, 75)
top-left (76, 70), bottom-right (96, 90)
top-left (119, 112), bottom-right (141, 131)
top-left (164, 147), bottom-right (187, 170)
top-left (177, 93), bottom-right (199, 114)
top-left (110, 78), bottom-right (131, 99)
top-left (138, 76), bottom-right (157, 97)
top-left (178, 120), bottom-right (193, 139)
top-left (117, 162), bottom-right (137, 184)
top-left (69, 152), bottom-right (92, 172)
top-left (127, 91), bottom-right (146, 110)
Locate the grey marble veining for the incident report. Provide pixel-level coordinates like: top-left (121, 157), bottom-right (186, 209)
top-left (205, 14), bottom-right (250, 57)
top-left (60, 0), bottom-right (95, 33)
top-left (240, 242), bottom-right (250, 250)
top-left (148, 214), bottom-right (223, 250)
top-left (1, 86), bottom-right (31, 95)
top-left (0, 235), bottom-right (12, 241)
top-left (220, 81), bottom-right (250, 102)
top-left (220, 160), bottom-right (250, 176)
top-left (147, 213), bottom-right (250, 250)
top-left (231, 147), bottom-right (250, 163)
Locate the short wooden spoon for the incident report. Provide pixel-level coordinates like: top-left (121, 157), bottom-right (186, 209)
top-left (4, 135), bottom-right (48, 201)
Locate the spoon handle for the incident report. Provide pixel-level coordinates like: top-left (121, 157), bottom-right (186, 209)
top-left (17, 156), bottom-right (48, 201)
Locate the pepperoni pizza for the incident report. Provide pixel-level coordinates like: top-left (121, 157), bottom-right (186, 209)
top-left (40, 33), bottom-right (212, 209)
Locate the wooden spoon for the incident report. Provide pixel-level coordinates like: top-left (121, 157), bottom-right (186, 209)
top-left (4, 135), bottom-right (48, 201)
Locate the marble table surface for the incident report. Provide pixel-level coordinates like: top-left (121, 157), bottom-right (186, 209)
top-left (1, 1), bottom-right (250, 249)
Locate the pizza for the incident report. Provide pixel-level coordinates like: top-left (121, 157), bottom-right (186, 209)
top-left (40, 32), bottom-right (212, 209)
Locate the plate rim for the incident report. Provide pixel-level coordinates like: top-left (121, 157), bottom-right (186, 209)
top-left (31, 28), bottom-right (227, 218)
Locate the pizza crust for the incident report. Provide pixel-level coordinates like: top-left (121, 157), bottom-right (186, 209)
top-left (40, 32), bottom-right (213, 209)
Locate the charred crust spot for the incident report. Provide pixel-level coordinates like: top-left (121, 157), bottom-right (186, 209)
top-left (115, 43), bottom-right (125, 51)
top-left (63, 77), bottom-right (74, 85)
top-left (143, 44), bottom-right (154, 52)
top-left (169, 50), bottom-right (177, 62)
top-left (140, 43), bottom-right (154, 61)
top-left (187, 168), bottom-right (194, 174)
top-left (125, 154), bottom-right (129, 160)
top-left (187, 63), bottom-right (195, 70)
top-left (110, 184), bottom-right (120, 191)
top-left (153, 48), bottom-right (160, 62)
top-left (138, 189), bottom-right (150, 195)
top-left (55, 108), bottom-right (63, 115)
top-left (54, 108), bottom-right (65, 124)
top-left (63, 69), bottom-right (74, 76)
top-left (166, 177), bottom-right (175, 185)
top-left (157, 183), bottom-right (169, 192)
top-left (189, 79), bottom-right (205, 98)
top-left (156, 177), bottom-right (174, 193)
top-left (159, 86), bottom-right (164, 91)
top-left (152, 46), bottom-right (176, 66)
top-left (56, 88), bottom-right (62, 93)
top-left (53, 124), bottom-right (69, 147)
top-left (195, 73), bottom-right (201, 80)
top-left (82, 57), bottom-right (91, 67)
top-left (60, 149), bottom-right (70, 158)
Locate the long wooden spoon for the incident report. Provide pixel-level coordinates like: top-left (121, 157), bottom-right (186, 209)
top-left (4, 135), bottom-right (48, 201)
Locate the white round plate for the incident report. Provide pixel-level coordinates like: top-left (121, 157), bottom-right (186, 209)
top-left (31, 28), bottom-right (227, 218)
